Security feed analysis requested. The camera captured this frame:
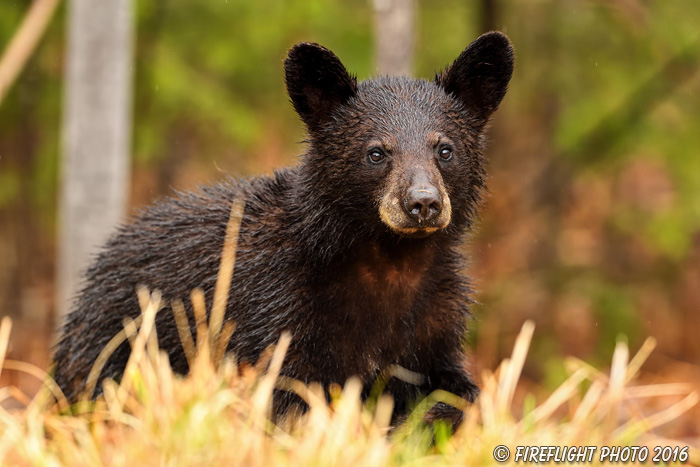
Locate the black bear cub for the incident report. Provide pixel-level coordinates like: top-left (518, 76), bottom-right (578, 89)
top-left (53, 32), bottom-right (514, 425)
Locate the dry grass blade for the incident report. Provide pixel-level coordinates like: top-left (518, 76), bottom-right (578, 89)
top-left (171, 299), bottom-right (196, 368)
top-left (497, 320), bottom-right (534, 414)
top-left (531, 368), bottom-right (587, 424)
top-left (625, 383), bottom-right (696, 399)
top-left (571, 379), bottom-right (605, 426)
top-left (250, 332), bottom-right (292, 423)
top-left (0, 317), bottom-right (11, 381)
top-left (0, 0), bottom-right (61, 105)
top-left (213, 320), bottom-right (236, 368)
top-left (625, 337), bottom-right (656, 382)
top-left (606, 339), bottom-right (630, 431)
top-left (615, 390), bottom-right (699, 436)
top-left (478, 369), bottom-right (498, 428)
top-left (7, 385), bottom-right (32, 407)
top-left (190, 288), bottom-right (209, 356)
top-left (209, 200), bottom-right (245, 352)
top-left (121, 287), bottom-right (161, 392)
top-left (85, 314), bottom-right (144, 400)
top-left (275, 376), bottom-right (328, 416)
top-left (1, 360), bottom-right (66, 410)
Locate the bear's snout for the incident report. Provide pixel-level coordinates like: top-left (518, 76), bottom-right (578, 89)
top-left (403, 186), bottom-right (442, 224)
top-left (378, 164), bottom-right (452, 237)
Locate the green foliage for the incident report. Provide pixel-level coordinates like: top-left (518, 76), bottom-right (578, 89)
top-left (549, 2), bottom-right (700, 262)
top-left (131, 0), bottom-right (374, 167)
top-left (0, 2), bottom-right (64, 222)
top-left (2, 0), bottom-right (700, 382)
top-left (0, 169), bottom-right (20, 208)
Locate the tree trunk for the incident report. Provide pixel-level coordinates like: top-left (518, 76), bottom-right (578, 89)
top-left (57, 0), bottom-right (133, 319)
top-left (372, 0), bottom-right (416, 76)
top-left (480, 0), bottom-right (498, 33)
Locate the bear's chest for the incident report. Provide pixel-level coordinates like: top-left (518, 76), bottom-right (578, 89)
top-left (302, 242), bottom-right (436, 380)
top-left (349, 244), bottom-right (430, 310)
top-left (329, 241), bottom-right (434, 315)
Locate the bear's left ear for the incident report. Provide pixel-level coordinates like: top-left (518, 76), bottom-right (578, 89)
top-left (285, 42), bottom-right (357, 132)
top-left (436, 31), bottom-right (514, 128)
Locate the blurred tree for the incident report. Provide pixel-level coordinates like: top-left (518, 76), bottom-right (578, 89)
top-left (57, 0), bottom-right (133, 318)
top-left (480, 0), bottom-right (498, 32)
top-left (372, 0), bottom-right (416, 75)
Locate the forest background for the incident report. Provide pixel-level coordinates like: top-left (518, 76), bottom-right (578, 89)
top-left (1, 0), bottom-right (699, 438)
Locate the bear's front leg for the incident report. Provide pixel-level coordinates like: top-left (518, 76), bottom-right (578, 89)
top-left (423, 359), bottom-right (480, 432)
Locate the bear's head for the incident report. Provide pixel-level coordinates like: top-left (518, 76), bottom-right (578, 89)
top-left (285, 32), bottom-right (514, 239)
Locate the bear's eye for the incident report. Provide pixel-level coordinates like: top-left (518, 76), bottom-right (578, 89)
top-left (439, 146), bottom-right (453, 161)
top-left (367, 149), bottom-right (386, 164)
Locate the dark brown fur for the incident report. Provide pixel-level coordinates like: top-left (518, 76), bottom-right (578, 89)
top-left (53, 32), bottom-right (514, 427)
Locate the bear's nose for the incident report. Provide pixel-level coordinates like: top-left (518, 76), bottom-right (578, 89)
top-left (404, 187), bottom-right (442, 224)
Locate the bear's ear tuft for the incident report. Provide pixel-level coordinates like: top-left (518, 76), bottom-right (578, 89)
top-left (436, 31), bottom-right (514, 128)
top-left (285, 43), bottom-right (357, 131)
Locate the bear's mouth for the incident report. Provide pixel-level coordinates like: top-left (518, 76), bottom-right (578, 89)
top-left (392, 226), bottom-right (440, 238)
top-left (379, 193), bottom-right (452, 237)
top-left (379, 211), bottom-right (450, 238)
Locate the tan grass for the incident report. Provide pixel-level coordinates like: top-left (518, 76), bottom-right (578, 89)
top-left (0, 204), bottom-right (698, 465)
top-left (0, 312), bottom-right (698, 465)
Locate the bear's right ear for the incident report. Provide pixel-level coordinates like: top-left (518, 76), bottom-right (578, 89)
top-left (285, 43), bottom-right (357, 131)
